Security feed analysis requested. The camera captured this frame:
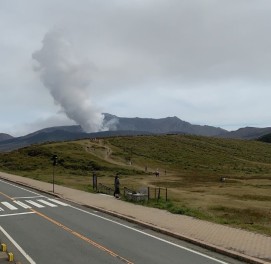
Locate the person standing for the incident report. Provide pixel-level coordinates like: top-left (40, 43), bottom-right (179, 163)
top-left (114, 175), bottom-right (120, 198)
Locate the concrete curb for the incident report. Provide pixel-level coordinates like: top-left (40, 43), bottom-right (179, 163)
top-left (0, 176), bottom-right (270, 264)
top-left (80, 203), bottom-right (269, 264)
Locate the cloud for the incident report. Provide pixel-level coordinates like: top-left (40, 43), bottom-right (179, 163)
top-left (3, 112), bottom-right (75, 137)
top-left (1, 0), bottom-right (271, 135)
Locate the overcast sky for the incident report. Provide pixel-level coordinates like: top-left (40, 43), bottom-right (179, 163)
top-left (1, 0), bottom-right (271, 136)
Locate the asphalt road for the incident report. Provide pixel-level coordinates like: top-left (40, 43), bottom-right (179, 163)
top-left (0, 179), bottom-right (244, 264)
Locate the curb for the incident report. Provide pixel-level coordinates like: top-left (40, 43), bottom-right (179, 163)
top-left (0, 176), bottom-right (270, 264)
top-left (80, 204), bottom-right (269, 264)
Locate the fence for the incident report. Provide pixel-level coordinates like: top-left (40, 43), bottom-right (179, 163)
top-left (123, 186), bottom-right (167, 201)
top-left (92, 175), bottom-right (168, 201)
top-left (147, 187), bottom-right (168, 201)
top-left (97, 183), bottom-right (114, 195)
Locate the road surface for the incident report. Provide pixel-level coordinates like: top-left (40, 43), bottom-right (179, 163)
top-left (0, 179), bottom-right (244, 264)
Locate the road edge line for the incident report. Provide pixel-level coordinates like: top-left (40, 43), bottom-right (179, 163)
top-left (0, 175), bottom-right (269, 264)
top-left (0, 225), bottom-right (36, 264)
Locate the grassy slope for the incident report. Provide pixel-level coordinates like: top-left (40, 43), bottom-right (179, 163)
top-left (0, 134), bottom-right (271, 235)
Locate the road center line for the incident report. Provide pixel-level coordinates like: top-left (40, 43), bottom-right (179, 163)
top-left (69, 205), bottom-right (228, 264)
top-left (0, 191), bottom-right (14, 200)
top-left (31, 208), bottom-right (134, 264)
top-left (0, 179), bottom-right (227, 263)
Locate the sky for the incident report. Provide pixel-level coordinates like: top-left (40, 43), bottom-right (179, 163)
top-left (1, 0), bottom-right (271, 136)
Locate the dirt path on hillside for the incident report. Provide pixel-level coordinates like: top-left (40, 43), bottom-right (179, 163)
top-left (82, 139), bottom-right (177, 188)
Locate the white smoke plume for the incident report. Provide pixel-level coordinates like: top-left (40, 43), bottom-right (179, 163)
top-left (32, 30), bottom-right (104, 132)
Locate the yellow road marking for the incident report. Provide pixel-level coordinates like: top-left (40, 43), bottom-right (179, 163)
top-left (0, 192), bottom-right (14, 200)
top-left (31, 208), bottom-right (134, 263)
top-left (0, 190), bottom-right (133, 263)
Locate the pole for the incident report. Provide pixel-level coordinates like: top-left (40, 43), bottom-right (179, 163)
top-left (52, 154), bottom-right (58, 193)
top-left (53, 165), bottom-right (55, 193)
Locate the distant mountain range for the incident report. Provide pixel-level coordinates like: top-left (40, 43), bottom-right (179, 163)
top-left (103, 114), bottom-right (227, 136)
top-left (0, 133), bottom-right (14, 142)
top-left (0, 114), bottom-right (270, 152)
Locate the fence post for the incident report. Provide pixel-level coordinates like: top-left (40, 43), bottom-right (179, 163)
top-left (166, 188), bottom-right (168, 201)
top-left (158, 187), bottom-right (161, 200)
top-left (92, 173), bottom-right (97, 191)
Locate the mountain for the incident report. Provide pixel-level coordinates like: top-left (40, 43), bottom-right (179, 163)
top-left (0, 127), bottom-right (86, 152)
top-left (1, 114), bottom-right (270, 152)
top-left (217, 127), bottom-right (271, 140)
top-left (0, 124), bottom-right (152, 152)
top-left (103, 114), bottom-right (227, 136)
top-left (258, 133), bottom-right (271, 143)
top-left (0, 133), bottom-right (13, 142)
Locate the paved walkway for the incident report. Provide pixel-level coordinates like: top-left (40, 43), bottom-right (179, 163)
top-left (0, 172), bottom-right (270, 264)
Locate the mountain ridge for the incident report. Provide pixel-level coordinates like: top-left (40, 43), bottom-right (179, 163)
top-left (0, 114), bottom-right (270, 151)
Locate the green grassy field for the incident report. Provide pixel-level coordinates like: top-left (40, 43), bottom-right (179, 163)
top-left (0, 134), bottom-right (271, 236)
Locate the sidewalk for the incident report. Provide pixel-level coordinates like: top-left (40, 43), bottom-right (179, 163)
top-left (0, 171), bottom-right (270, 264)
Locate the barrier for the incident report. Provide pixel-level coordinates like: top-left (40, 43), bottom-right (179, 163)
top-left (0, 242), bottom-right (14, 262)
top-left (123, 187), bottom-right (148, 201)
top-left (97, 183), bottom-right (114, 195)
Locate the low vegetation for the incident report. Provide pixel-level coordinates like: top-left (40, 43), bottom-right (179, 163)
top-left (0, 134), bottom-right (271, 236)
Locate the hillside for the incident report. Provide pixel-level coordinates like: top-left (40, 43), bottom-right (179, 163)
top-left (0, 134), bottom-right (271, 235)
top-left (0, 126), bottom-right (152, 152)
top-left (2, 114), bottom-right (271, 152)
top-left (219, 126), bottom-right (271, 139)
top-left (1, 134), bottom-right (271, 177)
top-left (0, 113), bottom-right (227, 152)
top-left (258, 133), bottom-right (271, 143)
top-left (0, 133), bottom-right (13, 142)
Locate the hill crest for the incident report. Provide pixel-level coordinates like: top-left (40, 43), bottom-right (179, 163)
top-left (0, 114), bottom-right (270, 151)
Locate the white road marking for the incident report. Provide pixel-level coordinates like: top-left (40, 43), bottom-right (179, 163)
top-left (1, 202), bottom-right (17, 210)
top-left (0, 178), bottom-right (227, 263)
top-left (13, 196), bottom-right (44, 199)
top-left (48, 198), bottom-right (69, 206)
top-left (0, 179), bottom-right (45, 197)
top-left (38, 199), bottom-right (57, 207)
top-left (25, 200), bottom-right (45, 208)
top-left (0, 212), bottom-right (35, 217)
top-left (0, 207), bottom-right (4, 211)
top-left (14, 201), bottom-right (32, 209)
top-left (69, 205), bottom-right (229, 264)
top-left (0, 225), bottom-right (36, 264)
